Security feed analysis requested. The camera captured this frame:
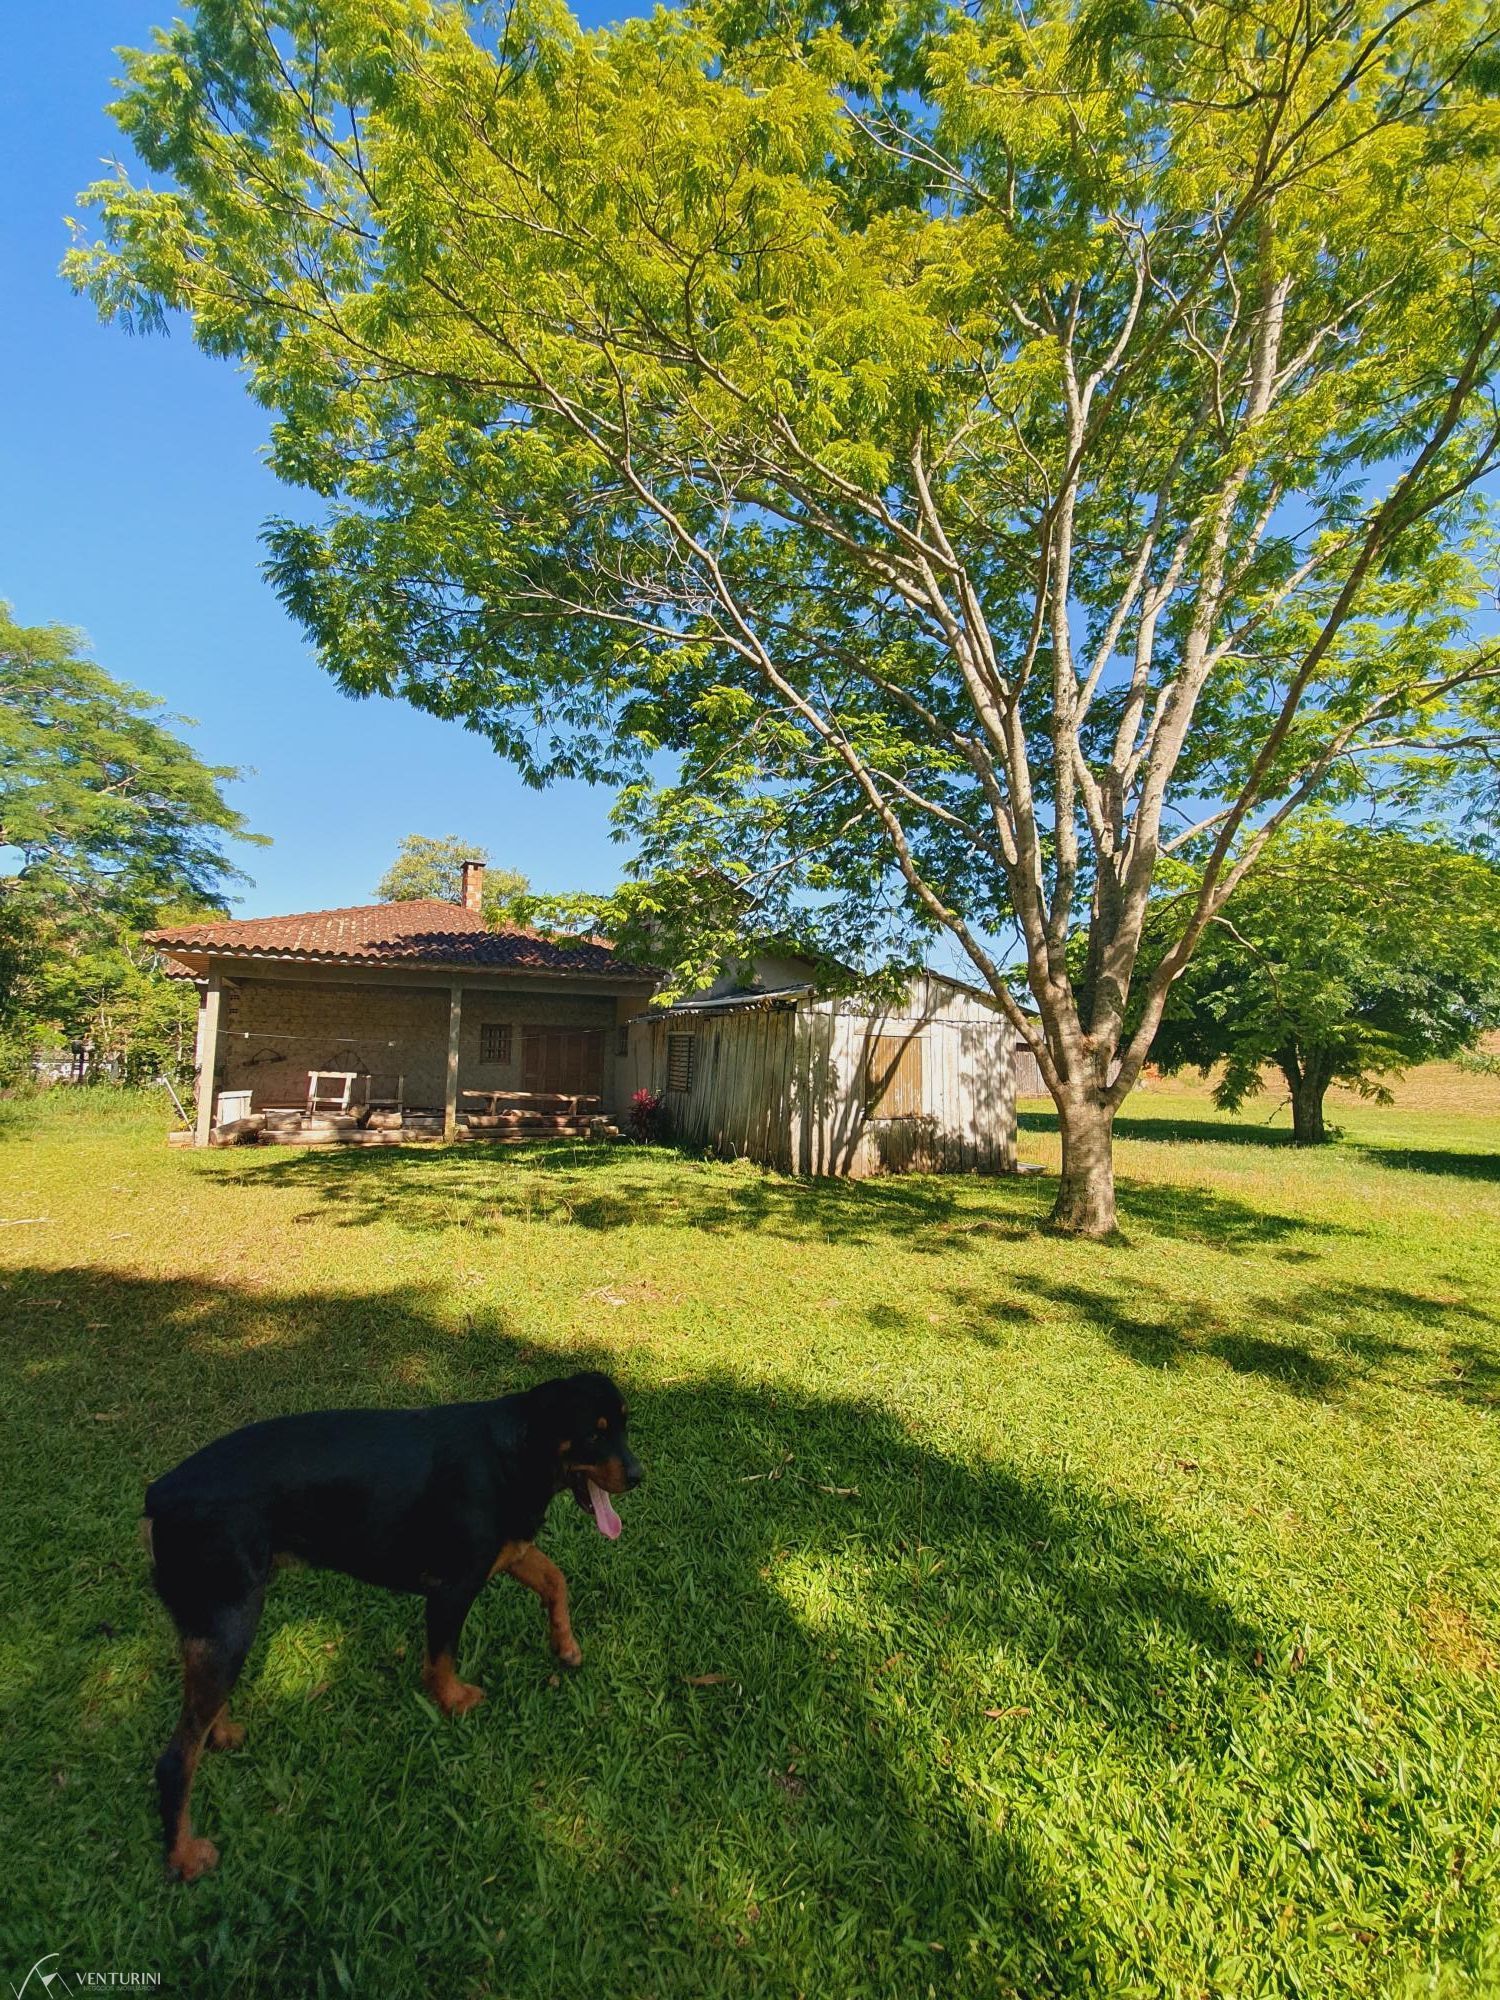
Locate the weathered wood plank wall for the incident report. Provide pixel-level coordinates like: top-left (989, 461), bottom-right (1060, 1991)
top-left (1012, 1045), bottom-right (1047, 1097)
top-left (799, 975), bottom-right (1015, 1177)
top-left (632, 1004), bottom-right (797, 1171)
top-left (629, 973), bottom-right (1016, 1178)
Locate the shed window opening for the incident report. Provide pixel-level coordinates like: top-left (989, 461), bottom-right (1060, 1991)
top-left (666, 1033), bottom-right (696, 1094)
top-left (479, 1023), bottom-right (513, 1065)
top-left (865, 1034), bottom-right (925, 1119)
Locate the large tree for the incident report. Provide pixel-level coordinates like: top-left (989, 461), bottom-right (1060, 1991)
top-left (375, 834), bottom-right (528, 921)
top-left (1, 607), bottom-right (252, 923)
top-left (1140, 825), bottom-right (1500, 1143)
top-left (69, 0), bottom-right (1500, 1230)
top-left (0, 607), bottom-right (256, 1081)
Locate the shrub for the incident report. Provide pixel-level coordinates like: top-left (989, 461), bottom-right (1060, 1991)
top-left (628, 1088), bottom-right (665, 1143)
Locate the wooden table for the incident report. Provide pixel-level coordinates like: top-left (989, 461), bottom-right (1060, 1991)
top-left (460, 1089), bottom-right (603, 1117)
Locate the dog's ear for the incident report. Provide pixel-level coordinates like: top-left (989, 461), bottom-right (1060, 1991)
top-left (527, 1374), bottom-right (591, 1452)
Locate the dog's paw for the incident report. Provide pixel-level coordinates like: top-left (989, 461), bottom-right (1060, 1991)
top-left (207, 1718), bottom-right (246, 1752)
top-left (557, 1642), bottom-right (583, 1670)
top-left (167, 1836), bottom-right (219, 1882)
top-left (439, 1680), bottom-right (488, 1718)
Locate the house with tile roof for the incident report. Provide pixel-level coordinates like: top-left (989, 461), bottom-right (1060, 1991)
top-left (148, 861), bottom-right (1019, 1174)
top-left (147, 862), bottom-right (658, 1146)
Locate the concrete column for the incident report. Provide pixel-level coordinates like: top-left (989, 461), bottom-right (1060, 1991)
top-left (193, 974), bottom-right (222, 1149)
top-left (444, 983), bottom-right (463, 1139)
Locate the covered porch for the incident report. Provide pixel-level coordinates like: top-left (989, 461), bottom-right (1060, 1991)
top-left (191, 966), bottom-right (643, 1147)
top-left (145, 891), bottom-right (657, 1148)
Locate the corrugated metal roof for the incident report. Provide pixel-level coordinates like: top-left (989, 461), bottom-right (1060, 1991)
top-left (644, 984), bottom-right (813, 1016)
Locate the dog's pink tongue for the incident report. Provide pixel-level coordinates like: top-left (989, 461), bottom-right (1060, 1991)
top-left (588, 1479), bottom-right (623, 1540)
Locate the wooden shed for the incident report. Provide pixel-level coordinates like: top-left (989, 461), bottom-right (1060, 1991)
top-left (625, 968), bottom-right (1016, 1177)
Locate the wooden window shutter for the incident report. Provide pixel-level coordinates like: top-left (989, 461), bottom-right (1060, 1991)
top-left (479, 1023), bottom-right (512, 1064)
top-left (666, 1032), bottom-right (696, 1094)
top-left (865, 1034), bottom-right (924, 1118)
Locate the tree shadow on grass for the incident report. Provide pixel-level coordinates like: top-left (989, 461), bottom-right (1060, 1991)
top-left (1025, 1105), bottom-right (1500, 1187)
top-left (1018, 1108), bottom-right (1296, 1150)
top-left (1108, 1181), bottom-right (1358, 1249)
top-left (213, 1139), bottom-right (1356, 1255)
top-left (0, 1261), bottom-right (1274, 1998)
top-left (1351, 1144), bottom-right (1500, 1183)
top-left (932, 1271), bottom-right (1498, 1409)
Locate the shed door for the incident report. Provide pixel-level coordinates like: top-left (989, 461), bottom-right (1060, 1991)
top-left (522, 1027), bottom-right (606, 1098)
top-left (865, 1033), bottom-right (925, 1118)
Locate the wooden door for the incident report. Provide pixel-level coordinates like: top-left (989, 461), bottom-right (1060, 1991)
top-left (865, 1033), bottom-right (925, 1118)
top-left (522, 1027), bottom-right (606, 1098)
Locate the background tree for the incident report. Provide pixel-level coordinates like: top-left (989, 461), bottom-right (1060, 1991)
top-left (1, 606), bottom-right (251, 919)
top-left (0, 908), bottom-right (205, 1087)
top-left (69, 0), bottom-right (1500, 1231)
top-left (1140, 826), bottom-right (1500, 1143)
top-left (375, 834), bottom-right (529, 923)
top-left (0, 607), bottom-right (257, 1083)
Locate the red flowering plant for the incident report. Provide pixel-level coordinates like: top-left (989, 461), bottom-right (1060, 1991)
top-left (628, 1089), bottom-right (665, 1143)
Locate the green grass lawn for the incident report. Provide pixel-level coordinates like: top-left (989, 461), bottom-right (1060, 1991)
top-left (0, 1090), bottom-right (1496, 1999)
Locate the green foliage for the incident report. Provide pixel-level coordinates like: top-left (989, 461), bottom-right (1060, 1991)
top-left (0, 606), bottom-right (257, 1083)
top-left (0, 903), bottom-right (204, 1088)
top-left (374, 833), bottom-right (528, 922)
top-left (1145, 825), bottom-right (1500, 1132)
top-left (65, 0), bottom-right (1500, 1212)
top-left (1453, 675), bottom-right (1500, 851)
top-left (0, 605), bottom-right (256, 921)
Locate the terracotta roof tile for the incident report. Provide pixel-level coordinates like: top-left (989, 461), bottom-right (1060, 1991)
top-left (144, 901), bottom-right (655, 980)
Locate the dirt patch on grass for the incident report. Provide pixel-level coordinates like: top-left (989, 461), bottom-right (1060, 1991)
top-left (584, 1279), bottom-right (674, 1309)
top-left (1413, 1591), bottom-right (1498, 1674)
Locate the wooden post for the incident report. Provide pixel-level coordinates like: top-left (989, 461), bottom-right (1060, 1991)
top-left (193, 974), bottom-right (222, 1149)
top-left (787, 1002), bottom-right (812, 1175)
top-left (444, 984), bottom-right (463, 1140)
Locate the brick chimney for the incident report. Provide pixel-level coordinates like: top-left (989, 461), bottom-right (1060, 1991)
top-left (460, 860), bottom-right (485, 913)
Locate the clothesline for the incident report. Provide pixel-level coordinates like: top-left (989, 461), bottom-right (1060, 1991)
top-left (224, 1031), bottom-right (403, 1046)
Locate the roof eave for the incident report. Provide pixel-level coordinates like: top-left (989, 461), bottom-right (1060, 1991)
top-left (640, 983), bottom-right (813, 1017)
top-left (146, 943), bottom-right (658, 984)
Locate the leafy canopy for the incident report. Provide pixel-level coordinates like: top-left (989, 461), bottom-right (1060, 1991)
top-left (375, 833), bottom-right (528, 921)
top-left (0, 607), bottom-right (258, 1081)
top-left (65, 0), bottom-right (1500, 1224)
top-left (1145, 824), bottom-right (1500, 1114)
top-left (0, 605), bottom-right (257, 924)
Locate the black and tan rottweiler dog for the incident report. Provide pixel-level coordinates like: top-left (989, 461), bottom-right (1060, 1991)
top-left (142, 1370), bottom-right (641, 1880)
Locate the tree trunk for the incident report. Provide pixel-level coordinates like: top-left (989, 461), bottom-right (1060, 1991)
top-left (1289, 1071), bottom-right (1328, 1144)
top-left (1279, 1050), bottom-right (1331, 1145)
top-left (1050, 1094), bottom-right (1118, 1235)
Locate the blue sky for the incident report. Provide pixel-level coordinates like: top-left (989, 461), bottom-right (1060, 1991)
top-left (1, 0), bottom-right (647, 918)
